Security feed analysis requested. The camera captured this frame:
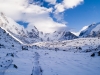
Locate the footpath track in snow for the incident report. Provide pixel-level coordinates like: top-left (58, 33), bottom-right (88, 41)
top-left (32, 52), bottom-right (43, 75)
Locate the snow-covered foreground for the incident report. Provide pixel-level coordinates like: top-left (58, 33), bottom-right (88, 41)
top-left (0, 48), bottom-right (100, 75)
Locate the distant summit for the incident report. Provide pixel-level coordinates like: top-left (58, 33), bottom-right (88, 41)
top-left (79, 22), bottom-right (100, 37)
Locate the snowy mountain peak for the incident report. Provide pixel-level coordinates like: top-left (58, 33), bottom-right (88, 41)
top-left (79, 22), bottom-right (100, 37)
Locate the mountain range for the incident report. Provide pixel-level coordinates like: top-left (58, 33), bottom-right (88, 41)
top-left (0, 12), bottom-right (79, 44)
top-left (1, 12), bottom-right (100, 44)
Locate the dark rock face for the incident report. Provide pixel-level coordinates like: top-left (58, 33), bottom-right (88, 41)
top-left (91, 51), bottom-right (100, 57)
top-left (91, 53), bottom-right (95, 57)
top-left (59, 31), bottom-right (78, 40)
top-left (98, 51), bottom-right (100, 56)
top-left (63, 32), bottom-right (78, 40)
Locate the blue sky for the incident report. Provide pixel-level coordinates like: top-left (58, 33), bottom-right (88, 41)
top-left (64, 0), bottom-right (100, 32)
top-left (0, 0), bottom-right (100, 33)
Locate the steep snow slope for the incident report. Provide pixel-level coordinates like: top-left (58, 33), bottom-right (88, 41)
top-left (79, 22), bottom-right (100, 37)
top-left (0, 12), bottom-right (41, 44)
top-left (0, 12), bottom-right (26, 35)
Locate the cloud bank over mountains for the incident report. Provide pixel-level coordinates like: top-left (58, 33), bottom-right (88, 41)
top-left (0, 0), bottom-right (84, 33)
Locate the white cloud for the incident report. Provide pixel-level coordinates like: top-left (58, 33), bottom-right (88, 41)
top-left (23, 12), bottom-right (66, 33)
top-left (0, 0), bottom-right (28, 20)
top-left (53, 12), bottom-right (67, 25)
top-left (24, 4), bottom-right (53, 14)
top-left (63, 0), bottom-right (84, 9)
top-left (55, 0), bottom-right (84, 13)
top-left (44, 0), bottom-right (56, 4)
top-left (0, 0), bottom-right (84, 33)
top-left (55, 3), bottom-right (65, 13)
